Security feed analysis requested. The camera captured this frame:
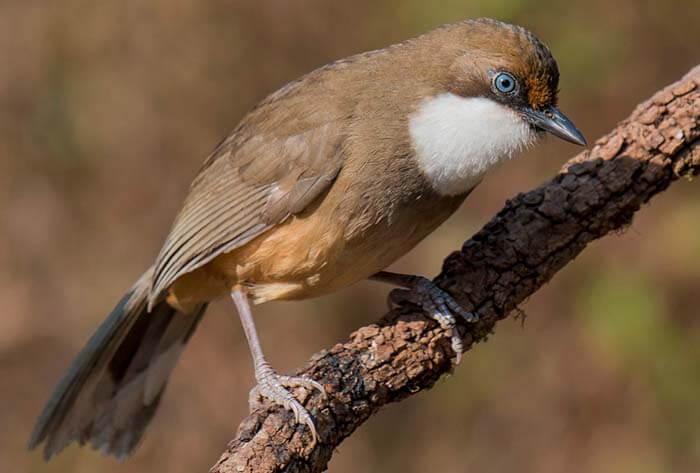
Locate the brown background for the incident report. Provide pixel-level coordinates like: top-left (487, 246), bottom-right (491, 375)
top-left (3, 1), bottom-right (700, 472)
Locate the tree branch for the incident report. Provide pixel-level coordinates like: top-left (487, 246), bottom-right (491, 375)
top-left (210, 65), bottom-right (700, 473)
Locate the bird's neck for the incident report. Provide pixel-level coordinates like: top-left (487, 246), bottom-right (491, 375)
top-left (409, 92), bottom-right (537, 196)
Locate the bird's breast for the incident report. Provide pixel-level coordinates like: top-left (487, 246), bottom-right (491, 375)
top-left (196, 174), bottom-right (466, 304)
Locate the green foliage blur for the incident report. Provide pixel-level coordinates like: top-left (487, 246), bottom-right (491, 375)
top-left (2, 1), bottom-right (699, 472)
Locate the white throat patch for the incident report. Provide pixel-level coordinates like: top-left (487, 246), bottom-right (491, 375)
top-left (409, 93), bottom-right (536, 196)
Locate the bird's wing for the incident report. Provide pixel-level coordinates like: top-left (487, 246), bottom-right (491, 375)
top-left (149, 110), bottom-right (346, 304)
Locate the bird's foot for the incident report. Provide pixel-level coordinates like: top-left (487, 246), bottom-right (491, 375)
top-left (388, 276), bottom-right (477, 364)
top-left (249, 363), bottom-right (326, 444)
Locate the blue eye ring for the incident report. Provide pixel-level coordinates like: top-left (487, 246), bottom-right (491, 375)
top-left (494, 72), bottom-right (517, 94)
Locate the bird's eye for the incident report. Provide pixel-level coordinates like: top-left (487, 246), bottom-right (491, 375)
top-left (494, 72), bottom-right (517, 94)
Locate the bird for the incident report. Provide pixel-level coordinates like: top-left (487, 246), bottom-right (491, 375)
top-left (28, 18), bottom-right (585, 460)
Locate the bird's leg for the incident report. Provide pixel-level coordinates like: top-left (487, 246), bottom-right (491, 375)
top-left (230, 286), bottom-right (325, 444)
top-left (369, 271), bottom-right (477, 364)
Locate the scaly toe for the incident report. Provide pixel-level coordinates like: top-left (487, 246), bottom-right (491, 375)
top-left (249, 369), bottom-right (323, 445)
top-left (414, 277), bottom-right (478, 324)
top-left (413, 277), bottom-right (476, 363)
top-left (386, 277), bottom-right (475, 363)
top-left (276, 375), bottom-right (327, 399)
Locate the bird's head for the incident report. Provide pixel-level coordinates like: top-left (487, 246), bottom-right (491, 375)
top-left (406, 19), bottom-right (586, 195)
top-left (441, 18), bottom-right (586, 146)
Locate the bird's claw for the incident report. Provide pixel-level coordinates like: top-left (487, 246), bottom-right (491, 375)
top-left (388, 276), bottom-right (477, 364)
top-left (249, 365), bottom-right (326, 445)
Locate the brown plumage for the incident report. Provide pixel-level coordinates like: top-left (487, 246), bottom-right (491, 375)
top-left (29, 18), bottom-right (580, 460)
top-left (152, 18), bottom-right (559, 307)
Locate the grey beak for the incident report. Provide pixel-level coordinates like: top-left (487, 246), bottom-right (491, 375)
top-left (524, 105), bottom-right (587, 146)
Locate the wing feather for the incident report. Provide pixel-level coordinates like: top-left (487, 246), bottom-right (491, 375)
top-left (149, 116), bottom-right (345, 305)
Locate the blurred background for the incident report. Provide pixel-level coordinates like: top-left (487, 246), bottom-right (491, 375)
top-left (2, 1), bottom-right (699, 472)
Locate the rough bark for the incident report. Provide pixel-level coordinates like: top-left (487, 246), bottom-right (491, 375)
top-left (210, 65), bottom-right (700, 473)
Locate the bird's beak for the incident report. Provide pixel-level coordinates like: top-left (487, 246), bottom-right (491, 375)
top-left (524, 105), bottom-right (587, 146)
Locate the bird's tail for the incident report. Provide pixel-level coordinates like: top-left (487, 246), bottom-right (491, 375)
top-left (28, 268), bottom-right (207, 460)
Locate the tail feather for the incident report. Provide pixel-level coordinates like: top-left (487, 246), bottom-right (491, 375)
top-left (28, 268), bottom-right (207, 460)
